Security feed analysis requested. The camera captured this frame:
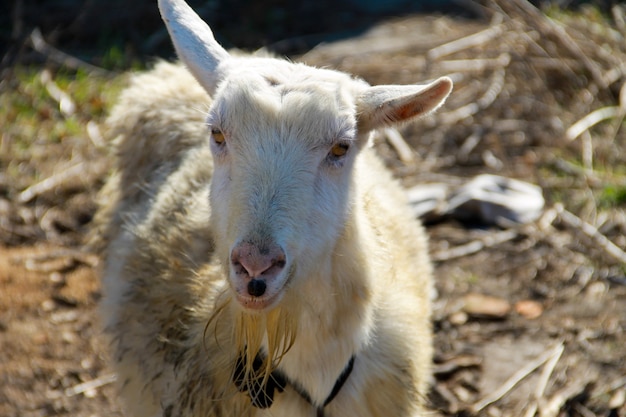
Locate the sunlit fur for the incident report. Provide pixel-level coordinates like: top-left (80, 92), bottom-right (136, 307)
top-left (93, 10), bottom-right (451, 413)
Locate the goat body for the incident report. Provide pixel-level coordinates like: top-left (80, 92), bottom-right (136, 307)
top-left (94, 1), bottom-right (452, 416)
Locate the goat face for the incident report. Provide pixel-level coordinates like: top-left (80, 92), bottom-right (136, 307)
top-left (158, 0), bottom-right (452, 313)
top-left (207, 61), bottom-right (365, 311)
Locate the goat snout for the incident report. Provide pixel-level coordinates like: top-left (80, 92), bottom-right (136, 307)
top-left (230, 242), bottom-right (286, 297)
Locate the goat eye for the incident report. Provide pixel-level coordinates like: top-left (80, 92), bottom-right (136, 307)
top-left (329, 143), bottom-right (349, 158)
top-left (211, 128), bottom-right (225, 145)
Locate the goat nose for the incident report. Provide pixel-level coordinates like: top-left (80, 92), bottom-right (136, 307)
top-left (230, 242), bottom-right (286, 296)
top-left (247, 279), bottom-right (267, 297)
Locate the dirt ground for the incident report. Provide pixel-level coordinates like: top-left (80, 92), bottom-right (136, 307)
top-left (1, 2), bottom-right (626, 417)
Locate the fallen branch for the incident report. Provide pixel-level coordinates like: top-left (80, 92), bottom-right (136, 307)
top-left (549, 157), bottom-right (599, 182)
top-left (555, 203), bottom-right (626, 264)
top-left (381, 127), bottom-right (415, 164)
top-left (436, 53), bottom-right (511, 73)
top-left (427, 22), bottom-right (506, 60)
top-left (471, 342), bottom-right (565, 414)
top-left (539, 381), bottom-right (591, 417)
top-left (87, 120), bottom-right (106, 149)
top-left (65, 373), bottom-right (117, 397)
top-left (12, 248), bottom-right (99, 270)
top-left (501, 0), bottom-right (607, 88)
top-left (29, 28), bottom-right (110, 75)
top-left (601, 63), bottom-right (626, 88)
top-left (608, 376), bottom-right (626, 392)
top-left (580, 130), bottom-right (593, 173)
top-left (523, 343), bottom-right (565, 417)
top-left (433, 383), bottom-right (461, 414)
top-left (40, 69), bottom-right (76, 116)
top-left (438, 68), bottom-right (506, 125)
top-left (574, 403), bottom-right (596, 417)
top-left (18, 163), bottom-right (87, 204)
top-left (431, 229), bottom-right (518, 262)
top-left (565, 106), bottom-right (623, 141)
top-left (17, 160), bottom-right (108, 204)
top-left (530, 57), bottom-right (584, 71)
top-left (458, 128), bottom-right (483, 160)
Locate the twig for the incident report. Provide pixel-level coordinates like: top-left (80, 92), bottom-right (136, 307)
top-left (65, 373), bottom-right (117, 397)
top-left (433, 383), bottom-right (460, 414)
top-left (17, 160), bottom-right (107, 204)
top-left (549, 158), bottom-right (599, 182)
top-left (471, 343), bottom-right (565, 414)
top-left (573, 403), bottom-right (596, 417)
top-left (523, 343), bottom-right (565, 417)
top-left (12, 248), bottom-right (99, 270)
top-left (502, 0), bottom-right (607, 88)
top-left (17, 163), bottom-right (86, 203)
top-left (427, 23), bottom-right (506, 60)
top-left (529, 57), bottom-right (584, 71)
top-left (431, 229), bottom-right (518, 262)
top-left (536, 205), bottom-right (559, 231)
top-left (458, 128), bottom-right (483, 160)
top-left (535, 343), bottom-right (565, 398)
top-left (539, 381), bottom-right (591, 417)
top-left (565, 106), bottom-right (623, 141)
top-left (438, 68), bottom-right (505, 126)
top-left (381, 127), bottom-right (415, 164)
top-left (29, 28), bottom-right (110, 75)
top-left (601, 63), bottom-right (626, 88)
top-left (87, 120), bottom-right (106, 149)
top-left (436, 53), bottom-right (511, 73)
top-left (40, 69), bottom-right (76, 116)
top-left (580, 130), bottom-right (593, 173)
top-left (608, 376), bottom-right (626, 392)
top-left (507, 23), bottom-right (584, 83)
top-left (604, 81), bottom-right (626, 145)
top-left (555, 203), bottom-right (626, 264)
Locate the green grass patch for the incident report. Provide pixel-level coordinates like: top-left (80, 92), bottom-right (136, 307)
top-left (598, 184), bottom-right (626, 208)
top-left (0, 66), bottom-right (125, 196)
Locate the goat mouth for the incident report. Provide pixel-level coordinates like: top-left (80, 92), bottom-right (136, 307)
top-left (235, 290), bottom-right (282, 312)
top-left (232, 265), bottom-right (294, 312)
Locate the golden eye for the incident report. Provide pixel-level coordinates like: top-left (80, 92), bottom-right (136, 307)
top-left (330, 143), bottom-right (349, 158)
top-left (211, 128), bottom-right (225, 144)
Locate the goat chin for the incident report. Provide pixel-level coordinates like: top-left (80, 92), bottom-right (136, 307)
top-left (218, 297), bottom-right (298, 385)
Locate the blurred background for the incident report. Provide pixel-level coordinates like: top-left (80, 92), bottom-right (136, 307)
top-left (1, 1), bottom-right (626, 417)
top-left (1, 0), bottom-right (475, 68)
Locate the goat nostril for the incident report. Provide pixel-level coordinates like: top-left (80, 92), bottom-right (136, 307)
top-left (274, 258), bottom-right (286, 269)
top-left (232, 261), bottom-right (246, 275)
top-left (247, 279), bottom-right (267, 297)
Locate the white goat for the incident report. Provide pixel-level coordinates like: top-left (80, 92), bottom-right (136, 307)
top-left (94, 0), bottom-right (452, 416)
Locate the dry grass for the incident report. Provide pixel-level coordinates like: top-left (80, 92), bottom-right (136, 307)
top-left (0, 1), bottom-right (625, 416)
top-left (0, 67), bottom-right (123, 245)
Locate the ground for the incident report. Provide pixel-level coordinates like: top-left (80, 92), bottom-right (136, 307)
top-left (1, 2), bottom-right (625, 416)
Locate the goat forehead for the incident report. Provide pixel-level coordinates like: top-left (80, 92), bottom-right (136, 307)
top-left (212, 61), bottom-right (360, 144)
top-left (223, 57), bottom-right (360, 89)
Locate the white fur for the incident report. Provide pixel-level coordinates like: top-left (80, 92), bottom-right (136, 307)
top-left (94, 1), bottom-right (452, 416)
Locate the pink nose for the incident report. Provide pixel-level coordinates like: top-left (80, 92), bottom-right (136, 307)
top-left (230, 242), bottom-right (286, 297)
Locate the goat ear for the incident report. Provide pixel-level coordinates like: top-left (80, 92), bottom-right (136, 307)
top-left (158, 0), bottom-right (230, 94)
top-left (357, 77), bottom-right (452, 132)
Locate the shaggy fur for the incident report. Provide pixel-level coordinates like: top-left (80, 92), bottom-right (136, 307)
top-left (94, 1), bottom-right (452, 416)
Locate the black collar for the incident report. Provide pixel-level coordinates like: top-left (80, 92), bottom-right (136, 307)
top-left (233, 352), bottom-right (356, 416)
